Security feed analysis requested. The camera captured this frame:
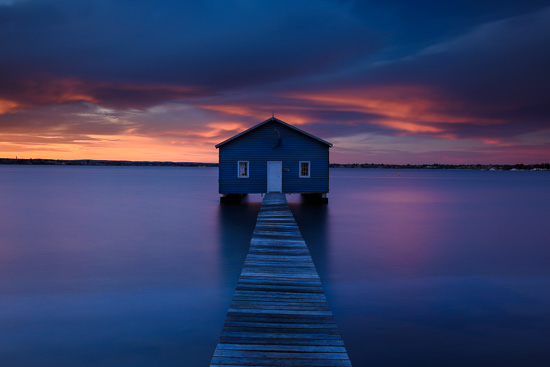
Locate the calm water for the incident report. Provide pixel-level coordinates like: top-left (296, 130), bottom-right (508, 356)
top-left (1, 166), bottom-right (549, 366)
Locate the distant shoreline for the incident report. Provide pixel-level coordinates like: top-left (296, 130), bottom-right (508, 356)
top-left (1, 158), bottom-right (548, 171)
top-left (0, 158), bottom-right (217, 168)
top-left (330, 163), bottom-right (549, 171)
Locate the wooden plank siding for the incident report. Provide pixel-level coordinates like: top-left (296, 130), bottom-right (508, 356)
top-left (218, 119), bottom-right (330, 194)
top-left (210, 193), bottom-right (352, 367)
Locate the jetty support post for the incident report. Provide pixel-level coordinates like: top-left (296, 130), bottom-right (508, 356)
top-left (220, 193), bottom-right (247, 203)
top-left (300, 192), bottom-right (328, 204)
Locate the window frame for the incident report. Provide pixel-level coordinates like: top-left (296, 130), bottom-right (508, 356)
top-left (299, 161), bottom-right (310, 178)
top-left (237, 161), bottom-right (249, 178)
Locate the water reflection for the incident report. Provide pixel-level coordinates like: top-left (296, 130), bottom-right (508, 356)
top-left (0, 166), bottom-right (237, 367)
top-left (217, 196), bottom-right (261, 287)
top-left (2, 167), bottom-right (549, 367)
top-left (341, 185), bottom-right (453, 277)
top-left (216, 194), bottom-right (330, 284)
top-left (287, 195), bottom-right (330, 280)
top-left (322, 169), bottom-right (550, 367)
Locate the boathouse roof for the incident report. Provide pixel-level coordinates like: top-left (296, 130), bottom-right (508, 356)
top-left (215, 117), bottom-right (333, 148)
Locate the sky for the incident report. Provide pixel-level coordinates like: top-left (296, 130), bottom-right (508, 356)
top-left (1, 0), bottom-right (549, 164)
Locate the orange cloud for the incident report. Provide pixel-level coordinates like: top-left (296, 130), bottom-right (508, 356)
top-left (294, 91), bottom-right (458, 122)
top-left (477, 138), bottom-right (519, 147)
top-left (207, 122), bottom-right (245, 130)
top-left (3, 75), bottom-right (536, 164)
top-left (200, 103), bottom-right (315, 127)
top-left (202, 105), bottom-right (257, 117)
top-left (375, 119), bottom-right (444, 134)
top-left (198, 85), bottom-right (505, 142)
top-left (290, 85), bottom-right (503, 135)
top-left (40, 79), bottom-right (98, 104)
top-left (9, 78), bottom-right (98, 106)
top-left (1, 77), bottom-right (204, 112)
top-left (197, 121), bottom-right (248, 139)
top-left (0, 132), bottom-right (219, 162)
top-left (0, 99), bottom-right (21, 114)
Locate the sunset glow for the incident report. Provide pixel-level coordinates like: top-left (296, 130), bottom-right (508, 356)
top-left (0, 1), bottom-right (548, 164)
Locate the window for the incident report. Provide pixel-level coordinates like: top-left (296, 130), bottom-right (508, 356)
top-left (238, 161), bottom-right (249, 178)
top-left (299, 161), bottom-right (310, 178)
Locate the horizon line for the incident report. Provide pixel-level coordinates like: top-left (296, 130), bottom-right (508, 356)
top-left (1, 158), bottom-right (548, 168)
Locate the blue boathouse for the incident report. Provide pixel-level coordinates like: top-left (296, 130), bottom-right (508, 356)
top-left (216, 117), bottom-right (332, 202)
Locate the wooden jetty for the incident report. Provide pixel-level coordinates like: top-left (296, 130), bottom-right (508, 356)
top-left (211, 193), bottom-right (352, 366)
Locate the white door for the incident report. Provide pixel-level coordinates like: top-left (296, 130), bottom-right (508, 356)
top-left (267, 161), bottom-right (282, 192)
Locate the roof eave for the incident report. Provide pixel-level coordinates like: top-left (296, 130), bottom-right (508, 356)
top-left (215, 117), bottom-right (332, 148)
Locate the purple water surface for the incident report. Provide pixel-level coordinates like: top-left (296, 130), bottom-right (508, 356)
top-left (289, 168), bottom-right (550, 367)
top-left (1, 166), bottom-right (549, 366)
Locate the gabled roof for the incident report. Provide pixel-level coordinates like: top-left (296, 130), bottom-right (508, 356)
top-left (215, 117), bottom-right (333, 148)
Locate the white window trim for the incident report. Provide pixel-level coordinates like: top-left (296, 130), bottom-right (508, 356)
top-left (238, 161), bottom-right (249, 178)
top-left (299, 161), bottom-right (310, 178)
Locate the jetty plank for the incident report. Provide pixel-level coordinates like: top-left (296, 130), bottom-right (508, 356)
top-left (211, 193), bottom-right (352, 366)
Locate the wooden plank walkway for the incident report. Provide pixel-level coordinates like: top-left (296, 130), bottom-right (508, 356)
top-left (211, 193), bottom-right (352, 367)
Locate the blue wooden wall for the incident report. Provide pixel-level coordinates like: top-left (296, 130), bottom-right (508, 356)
top-left (218, 120), bottom-right (329, 194)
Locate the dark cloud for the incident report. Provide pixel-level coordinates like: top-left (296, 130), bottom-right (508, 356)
top-left (345, 0), bottom-right (549, 43)
top-left (0, 0), bottom-right (379, 89)
top-left (0, 75), bottom-right (209, 110)
top-left (353, 7), bottom-right (550, 110)
top-left (0, 102), bottom-right (131, 136)
top-left (276, 7), bottom-right (550, 145)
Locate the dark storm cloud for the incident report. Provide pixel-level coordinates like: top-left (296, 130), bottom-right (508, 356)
top-left (300, 120), bottom-right (395, 139)
top-left (284, 6), bottom-right (550, 143)
top-left (345, 0), bottom-right (550, 42)
top-left (357, 7), bottom-right (550, 115)
top-left (0, 101), bottom-right (131, 145)
top-left (0, 0), bottom-right (378, 90)
top-left (0, 74), bottom-right (209, 111)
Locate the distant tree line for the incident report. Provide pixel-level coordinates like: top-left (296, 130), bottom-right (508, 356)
top-left (329, 163), bottom-right (550, 170)
top-left (1, 158), bottom-right (548, 170)
top-left (0, 158), bottom-right (218, 167)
